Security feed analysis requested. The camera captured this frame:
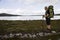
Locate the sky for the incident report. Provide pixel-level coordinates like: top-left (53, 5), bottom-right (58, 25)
top-left (0, 0), bottom-right (60, 15)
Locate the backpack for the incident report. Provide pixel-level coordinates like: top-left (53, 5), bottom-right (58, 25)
top-left (48, 5), bottom-right (54, 18)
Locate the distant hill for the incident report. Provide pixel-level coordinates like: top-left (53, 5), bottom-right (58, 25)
top-left (0, 13), bottom-right (60, 16)
top-left (55, 14), bottom-right (60, 16)
top-left (0, 13), bottom-right (19, 16)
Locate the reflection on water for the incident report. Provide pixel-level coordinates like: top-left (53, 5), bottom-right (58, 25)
top-left (0, 16), bottom-right (60, 20)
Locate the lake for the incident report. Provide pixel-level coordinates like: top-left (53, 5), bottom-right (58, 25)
top-left (0, 16), bottom-right (60, 20)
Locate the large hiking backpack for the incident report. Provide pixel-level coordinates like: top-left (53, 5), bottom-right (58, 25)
top-left (48, 5), bottom-right (54, 18)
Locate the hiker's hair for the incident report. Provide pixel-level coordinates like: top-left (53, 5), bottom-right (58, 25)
top-left (45, 6), bottom-right (47, 9)
top-left (45, 6), bottom-right (48, 10)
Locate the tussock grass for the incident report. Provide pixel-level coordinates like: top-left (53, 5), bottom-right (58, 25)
top-left (0, 20), bottom-right (60, 34)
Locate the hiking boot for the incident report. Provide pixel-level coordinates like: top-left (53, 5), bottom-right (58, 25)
top-left (45, 28), bottom-right (52, 33)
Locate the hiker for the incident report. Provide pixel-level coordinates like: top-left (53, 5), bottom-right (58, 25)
top-left (43, 5), bottom-right (54, 32)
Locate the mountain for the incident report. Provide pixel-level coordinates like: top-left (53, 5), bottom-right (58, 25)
top-left (0, 13), bottom-right (19, 16)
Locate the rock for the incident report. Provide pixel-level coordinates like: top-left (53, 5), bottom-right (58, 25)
top-left (51, 31), bottom-right (56, 33)
top-left (9, 33), bottom-right (14, 38)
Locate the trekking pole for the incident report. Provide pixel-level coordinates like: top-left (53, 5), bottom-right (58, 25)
top-left (42, 15), bottom-right (45, 36)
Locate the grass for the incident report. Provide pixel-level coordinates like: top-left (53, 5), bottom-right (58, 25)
top-left (0, 20), bottom-right (60, 33)
top-left (0, 20), bottom-right (60, 40)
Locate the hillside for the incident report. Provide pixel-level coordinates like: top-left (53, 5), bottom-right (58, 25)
top-left (0, 13), bottom-right (19, 16)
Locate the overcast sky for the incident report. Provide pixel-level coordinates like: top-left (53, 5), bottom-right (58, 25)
top-left (0, 0), bottom-right (60, 15)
